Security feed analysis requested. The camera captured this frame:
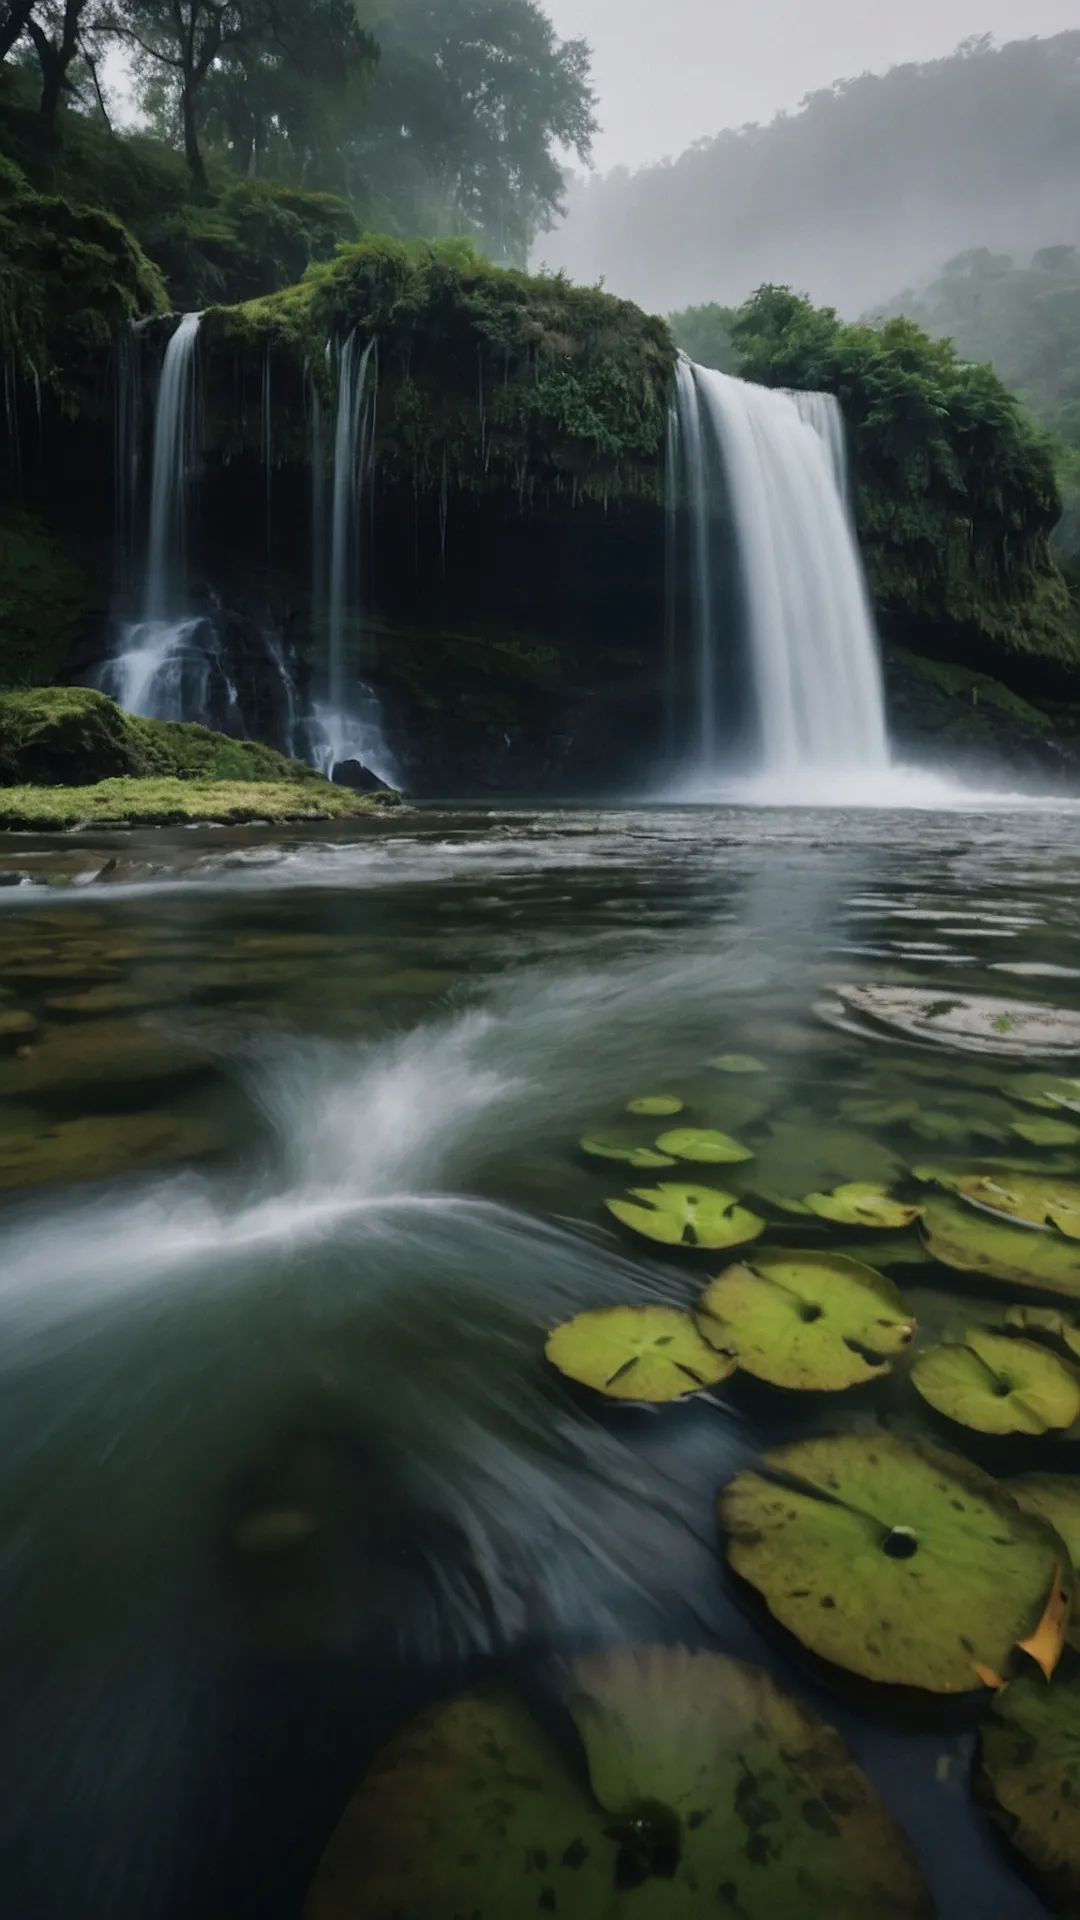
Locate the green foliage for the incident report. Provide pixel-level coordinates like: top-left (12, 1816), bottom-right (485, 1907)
top-left (0, 144), bottom-right (166, 399)
top-left (0, 510), bottom-right (85, 684)
top-left (730, 286), bottom-right (1079, 668)
top-left (203, 235), bottom-right (676, 501)
top-left (667, 302), bottom-right (736, 372)
top-left (875, 246), bottom-right (1080, 579)
top-left (0, 776), bottom-right (392, 827)
top-left (0, 685), bottom-right (317, 784)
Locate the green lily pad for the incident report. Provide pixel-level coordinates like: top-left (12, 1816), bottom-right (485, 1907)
top-left (1012, 1116), bottom-right (1080, 1147)
top-left (626, 1095), bottom-right (685, 1117)
top-left (1001, 1305), bottom-right (1080, 1358)
top-left (1008, 1476), bottom-right (1080, 1571)
top-left (911, 1330), bottom-right (1080, 1434)
top-left (697, 1251), bottom-right (915, 1391)
top-left (1007, 1073), bottom-right (1080, 1114)
top-left (581, 1134), bottom-right (677, 1169)
top-left (545, 1305), bottom-right (736, 1402)
top-left (921, 1197), bottom-right (1080, 1298)
top-left (841, 1090), bottom-right (1013, 1143)
top-left (654, 1127), bottom-right (753, 1165)
top-left (976, 1663), bottom-right (1080, 1912)
top-left (917, 1168), bottom-right (1080, 1238)
top-left (606, 1184), bottom-right (765, 1251)
top-left (305, 1644), bottom-right (935, 1920)
top-left (710, 1054), bottom-right (767, 1074)
top-left (719, 1431), bottom-right (1065, 1691)
top-left (804, 1183), bottom-right (921, 1229)
top-left (741, 1123), bottom-right (902, 1216)
top-left (831, 987), bottom-right (1080, 1058)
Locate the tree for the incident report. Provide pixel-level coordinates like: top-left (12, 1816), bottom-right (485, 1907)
top-left (352, 0), bottom-right (596, 264)
top-left (24, 0), bottom-right (104, 123)
top-left (114, 0), bottom-right (259, 186)
top-left (196, 0), bottom-right (378, 184)
top-left (0, 0), bottom-right (37, 61)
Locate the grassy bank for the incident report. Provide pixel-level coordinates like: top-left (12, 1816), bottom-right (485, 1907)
top-left (0, 777), bottom-right (401, 830)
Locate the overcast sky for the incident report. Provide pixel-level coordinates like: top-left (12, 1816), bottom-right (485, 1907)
top-left (543, 0), bottom-right (1080, 169)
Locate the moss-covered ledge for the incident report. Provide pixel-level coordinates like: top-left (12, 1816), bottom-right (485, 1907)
top-left (0, 777), bottom-right (399, 831)
top-left (198, 235), bottom-right (676, 504)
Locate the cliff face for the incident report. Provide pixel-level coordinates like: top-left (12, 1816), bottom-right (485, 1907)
top-left (4, 158), bottom-right (1080, 790)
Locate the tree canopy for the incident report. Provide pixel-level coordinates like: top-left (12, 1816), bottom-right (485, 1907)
top-left (1, 0), bottom-right (594, 262)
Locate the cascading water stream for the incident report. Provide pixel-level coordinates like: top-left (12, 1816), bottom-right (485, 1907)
top-left (670, 359), bottom-right (889, 789)
top-left (307, 333), bottom-right (397, 787)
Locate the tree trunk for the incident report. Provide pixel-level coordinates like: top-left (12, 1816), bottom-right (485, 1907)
top-left (181, 79), bottom-right (208, 189)
top-left (0, 0), bottom-right (36, 63)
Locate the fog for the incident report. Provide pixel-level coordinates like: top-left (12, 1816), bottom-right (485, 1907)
top-left (538, 18), bottom-right (1080, 320)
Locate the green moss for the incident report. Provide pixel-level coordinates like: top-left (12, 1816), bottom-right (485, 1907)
top-left (0, 512), bottom-right (86, 686)
top-left (0, 147), bottom-right (166, 404)
top-left (201, 234), bottom-right (676, 503)
top-left (0, 777), bottom-right (398, 830)
top-left (0, 686), bottom-right (316, 785)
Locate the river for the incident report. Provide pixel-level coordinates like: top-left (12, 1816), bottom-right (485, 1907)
top-left (1, 800), bottom-right (1079, 1919)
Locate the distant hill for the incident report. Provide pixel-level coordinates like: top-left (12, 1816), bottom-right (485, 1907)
top-left (540, 33), bottom-right (1080, 318)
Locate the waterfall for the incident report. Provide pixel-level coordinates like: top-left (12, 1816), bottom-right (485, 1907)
top-left (143, 312), bottom-right (201, 624)
top-left (306, 333), bottom-right (397, 788)
top-left (669, 360), bottom-right (888, 785)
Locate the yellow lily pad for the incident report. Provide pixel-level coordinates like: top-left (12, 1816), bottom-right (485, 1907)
top-left (921, 1197), bottom-right (1080, 1298)
top-left (710, 1053), bottom-right (767, 1073)
top-left (654, 1126), bottom-right (753, 1165)
top-left (1012, 1116), bottom-right (1080, 1147)
top-left (803, 1182), bottom-right (921, 1229)
top-left (918, 1168), bottom-right (1080, 1238)
top-left (580, 1134), bottom-right (676, 1169)
top-left (911, 1330), bottom-right (1080, 1434)
top-left (719, 1431), bottom-right (1068, 1692)
top-left (605, 1183), bottom-right (766, 1251)
top-left (626, 1095), bottom-right (684, 1116)
top-left (697, 1250), bottom-right (915, 1391)
top-left (545, 1304), bottom-right (737, 1401)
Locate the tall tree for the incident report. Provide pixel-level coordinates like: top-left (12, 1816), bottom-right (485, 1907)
top-left (24, 0), bottom-right (106, 124)
top-left (0, 0), bottom-right (37, 61)
top-left (115, 0), bottom-right (255, 186)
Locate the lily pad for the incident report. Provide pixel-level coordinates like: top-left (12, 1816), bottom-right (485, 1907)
top-left (1001, 1305), bottom-right (1080, 1359)
top-left (710, 1054), bottom-right (767, 1074)
top-left (305, 1644), bottom-right (935, 1920)
top-left (741, 1123), bottom-right (902, 1215)
top-left (1012, 1116), bottom-right (1080, 1147)
top-left (654, 1126), bottom-right (753, 1165)
top-left (606, 1184), bottom-right (765, 1251)
top-left (917, 1169), bottom-right (1080, 1238)
top-left (626, 1095), bottom-right (685, 1117)
top-left (1007, 1073), bottom-right (1080, 1115)
top-left (698, 1251), bottom-right (914, 1391)
top-left (804, 1183), bottom-right (921, 1229)
top-left (911, 1331), bottom-right (1080, 1435)
top-left (581, 1134), bottom-right (677, 1169)
top-left (921, 1197), bottom-right (1080, 1298)
top-left (830, 986), bottom-right (1080, 1058)
top-left (719, 1431), bottom-right (1067, 1691)
top-left (1009, 1476), bottom-right (1080, 1571)
top-left (545, 1305), bottom-right (736, 1402)
top-left (976, 1664), bottom-right (1080, 1912)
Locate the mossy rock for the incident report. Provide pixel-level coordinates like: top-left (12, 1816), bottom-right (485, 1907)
top-left (719, 1431), bottom-right (1067, 1691)
top-left (0, 777), bottom-right (396, 829)
top-left (0, 512), bottom-right (86, 688)
top-left (698, 1251), bottom-right (915, 1392)
top-left (0, 687), bottom-right (320, 788)
top-left (976, 1662), bottom-right (1080, 1911)
top-left (545, 1305), bottom-right (736, 1402)
top-left (0, 1019), bottom-right (210, 1102)
top-left (304, 1644), bottom-right (934, 1919)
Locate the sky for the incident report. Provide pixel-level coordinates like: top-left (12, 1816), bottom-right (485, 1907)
top-left (542, 0), bottom-right (1080, 170)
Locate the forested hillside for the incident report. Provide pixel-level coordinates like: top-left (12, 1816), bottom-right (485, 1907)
top-left (0, 0), bottom-right (594, 272)
top-left (543, 33), bottom-right (1080, 316)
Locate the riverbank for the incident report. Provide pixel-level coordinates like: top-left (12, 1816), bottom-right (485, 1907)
top-left (0, 777), bottom-right (402, 832)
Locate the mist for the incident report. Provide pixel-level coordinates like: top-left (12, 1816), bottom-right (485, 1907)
top-left (537, 29), bottom-right (1080, 321)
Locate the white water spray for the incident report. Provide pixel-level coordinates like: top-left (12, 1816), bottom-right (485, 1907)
top-left (671, 360), bottom-right (889, 783)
